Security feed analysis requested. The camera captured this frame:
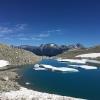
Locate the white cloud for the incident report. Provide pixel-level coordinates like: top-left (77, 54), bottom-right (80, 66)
top-left (32, 37), bottom-right (42, 41)
top-left (15, 24), bottom-right (27, 31)
top-left (3, 37), bottom-right (11, 40)
top-left (47, 29), bottom-right (61, 33)
top-left (0, 24), bottom-right (27, 35)
top-left (0, 24), bottom-right (28, 41)
top-left (19, 37), bottom-right (30, 41)
top-left (38, 33), bottom-right (50, 38)
top-left (0, 24), bottom-right (61, 42)
top-left (55, 29), bottom-right (61, 32)
top-left (0, 34), bottom-right (4, 37)
top-left (30, 33), bottom-right (50, 41)
top-left (0, 27), bottom-right (13, 34)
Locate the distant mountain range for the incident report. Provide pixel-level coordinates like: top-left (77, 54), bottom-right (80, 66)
top-left (13, 43), bottom-right (85, 57)
top-left (0, 43), bottom-right (100, 65)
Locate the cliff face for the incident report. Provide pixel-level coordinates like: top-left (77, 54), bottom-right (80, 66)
top-left (0, 44), bottom-right (40, 65)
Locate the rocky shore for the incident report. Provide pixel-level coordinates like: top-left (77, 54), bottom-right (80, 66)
top-left (0, 64), bottom-right (86, 100)
top-left (0, 66), bottom-right (21, 92)
top-left (0, 87), bottom-right (86, 100)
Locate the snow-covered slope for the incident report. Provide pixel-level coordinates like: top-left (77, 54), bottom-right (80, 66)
top-left (76, 53), bottom-right (100, 58)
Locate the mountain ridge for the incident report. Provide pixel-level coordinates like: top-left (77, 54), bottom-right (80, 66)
top-left (15, 43), bottom-right (84, 57)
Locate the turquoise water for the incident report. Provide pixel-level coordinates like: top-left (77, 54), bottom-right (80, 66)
top-left (19, 59), bottom-right (100, 100)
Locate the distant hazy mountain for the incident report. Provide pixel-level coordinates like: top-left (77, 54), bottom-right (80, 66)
top-left (15, 43), bottom-right (84, 57)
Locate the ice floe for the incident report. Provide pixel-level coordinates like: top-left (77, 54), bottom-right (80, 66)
top-left (69, 65), bottom-right (97, 70)
top-left (25, 82), bottom-right (31, 85)
top-left (76, 53), bottom-right (100, 58)
top-left (57, 58), bottom-right (87, 64)
top-left (34, 64), bottom-right (79, 72)
top-left (34, 67), bottom-right (46, 70)
top-left (57, 58), bottom-right (100, 65)
top-left (33, 64), bottom-right (47, 70)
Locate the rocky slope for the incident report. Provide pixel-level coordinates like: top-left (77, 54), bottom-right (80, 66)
top-left (0, 44), bottom-right (40, 65)
top-left (57, 45), bottom-right (100, 60)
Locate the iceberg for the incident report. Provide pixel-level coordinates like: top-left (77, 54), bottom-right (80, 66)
top-left (57, 58), bottom-right (87, 64)
top-left (33, 64), bottom-right (46, 70)
top-left (33, 64), bottom-right (79, 72)
top-left (34, 67), bottom-right (46, 71)
top-left (69, 64), bottom-right (97, 70)
top-left (39, 64), bottom-right (79, 72)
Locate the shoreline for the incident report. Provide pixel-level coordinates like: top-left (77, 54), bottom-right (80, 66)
top-left (1, 57), bottom-right (100, 100)
top-left (0, 63), bottom-right (86, 100)
top-left (0, 87), bottom-right (86, 100)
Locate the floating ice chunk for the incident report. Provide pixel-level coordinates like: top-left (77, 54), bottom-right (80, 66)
top-left (33, 64), bottom-right (46, 70)
top-left (25, 82), bottom-right (30, 85)
top-left (57, 58), bottom-right (87, 64)
top-left (70, 64), bottom-right (97, 70)
top-left (40, 64), bottom-right (79, 72)
top-left (34, 64), bottom-right (40, 68)
top-left (34, 67), bottom-right (46, 70)
top-left (86, 59), bottom-right (100, 64)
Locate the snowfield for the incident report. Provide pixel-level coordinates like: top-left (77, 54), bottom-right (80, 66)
top-left (76, 53), bottom-right (100, 58)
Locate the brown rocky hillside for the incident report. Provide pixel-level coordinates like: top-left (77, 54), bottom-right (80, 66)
top-left (0, 44), bottom-right (40, 65)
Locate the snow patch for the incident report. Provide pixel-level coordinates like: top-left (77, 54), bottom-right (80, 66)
top-left (76, 53), bottom-right (100, 58)
top-left (0, 60), bottom-right (10, 68)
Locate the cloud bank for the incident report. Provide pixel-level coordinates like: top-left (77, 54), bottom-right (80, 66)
top-left (0, 23), bottom-right (61, 42)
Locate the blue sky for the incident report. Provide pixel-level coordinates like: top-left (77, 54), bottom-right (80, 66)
top-left (0, 0), bottom-right (99, 46)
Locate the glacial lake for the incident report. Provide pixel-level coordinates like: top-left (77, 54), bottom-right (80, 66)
top-left (19, 59), bottom-right (100, 100)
